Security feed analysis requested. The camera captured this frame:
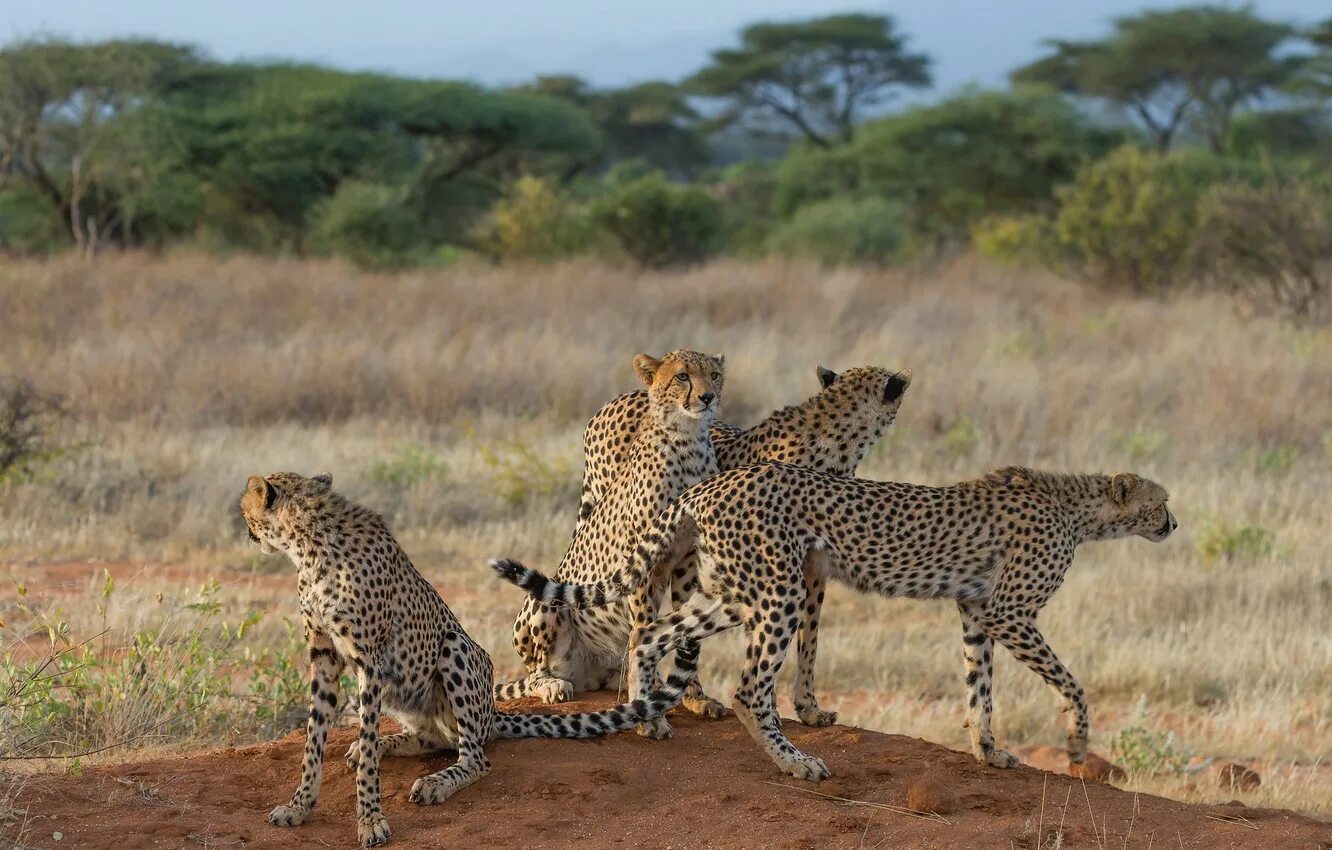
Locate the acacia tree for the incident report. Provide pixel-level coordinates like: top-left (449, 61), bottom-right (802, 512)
top-left (687, 13), bottom-right (931, 147)
top-left (0, 39), bottom-right (200, 250)
top-left (522, 76), bottom-right (708, 178)
top-left (1014, 5), bottom-right (1302, 153)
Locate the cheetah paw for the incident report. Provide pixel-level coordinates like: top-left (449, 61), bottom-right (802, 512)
top-left (984, 748), bottom-right (1020, 769)
top-left (357, 813), bottom-right (391, 847)
top-left (268, 804), bottom-right (309, 828)
top-left (783, 755), bottom-right (832, 782)
top-left (409, 775), bottom-right (461, 806)
top-left (343, 740), bottom-right (361, 771)
top-left (636, 717), bottom-right (673, 739)
top-left (796, 706), bottom-right (838, 727)
top-left (534, 679), bottom-right (573, 704)
top-left (682, 695), bottom-right (728, 719)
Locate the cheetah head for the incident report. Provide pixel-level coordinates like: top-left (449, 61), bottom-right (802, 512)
top-left (815, 365), bottom-right (912, 422)
top-left (634, 350), bottom-right (725, 423)
top-left (1104, 473), bottom-right (1177, 542)
top-left (239, 471), bottom-right (334, 555)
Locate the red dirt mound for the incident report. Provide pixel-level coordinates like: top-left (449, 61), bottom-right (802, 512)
top-left (14, 694), bottom-right (1331, 849)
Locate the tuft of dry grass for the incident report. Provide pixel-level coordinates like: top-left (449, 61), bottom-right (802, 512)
top-left (1, 252), bottom-right (1329, 815)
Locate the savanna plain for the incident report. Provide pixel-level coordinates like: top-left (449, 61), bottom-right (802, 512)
top-left (1, 253), bottom-right (1330, 839)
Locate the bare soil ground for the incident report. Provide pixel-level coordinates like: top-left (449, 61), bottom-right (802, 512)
top-left (13, 695), bottom-right (1331, 850)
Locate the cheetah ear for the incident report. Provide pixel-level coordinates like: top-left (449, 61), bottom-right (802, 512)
top-left (1111, 473), bottom-right (1139, 507)
top-left (247, 474), bottom-right (277, 510)
top-left (884, 370), bottom-right (910, 403)
top-left (312, 472), bottom-right (333, 488)
top-left (632, 354), bottom-right (661, 386)
top-left (816, 366), bottom-right (838, 389)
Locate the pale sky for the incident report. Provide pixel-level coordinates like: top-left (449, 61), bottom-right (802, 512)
top-left (2, 1), bottom-right (1326, 93)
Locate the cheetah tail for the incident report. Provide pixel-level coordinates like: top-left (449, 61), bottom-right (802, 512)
top-left (491, 688), bottom-right (683, 739)
top-left (488, 500), bottom-right (690, 608)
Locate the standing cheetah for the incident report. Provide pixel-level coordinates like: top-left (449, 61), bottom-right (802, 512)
top-left (241, 472), bottom-right (677, 847)
top-left (493, 350), bottom-right (723, 737)
top-left (494, 462), bottom-right (1177, 781)
top-left (501, 365), bottom-right (911, 726)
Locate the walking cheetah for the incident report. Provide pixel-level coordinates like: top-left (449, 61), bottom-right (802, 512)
top-left (241, 472), bottom-right (678, 847)
top-left (493, 461), bottom-right (1178, 781)
top-left (493, 350), bottom-right (723, 737)
top-left (501, 365), bottom-right (912, 728)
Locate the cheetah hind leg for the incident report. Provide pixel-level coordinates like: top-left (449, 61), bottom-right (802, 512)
top-left (667, 556), bottom-right (727, 720)
top-left (408, 696), bottom-right (491, 806)
top-left (673, 641), bottom-right (727, 719)
top-left (345, 718), bottom-right (453, 770)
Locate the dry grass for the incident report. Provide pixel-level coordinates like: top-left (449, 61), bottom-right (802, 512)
top-left (1, 252), bottom-right (1329, 816)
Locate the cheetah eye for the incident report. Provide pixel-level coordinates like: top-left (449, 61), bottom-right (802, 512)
top-left (675, 372), bottom-right (688, 383)
top-left (710, 372), bottom-right (720, 381)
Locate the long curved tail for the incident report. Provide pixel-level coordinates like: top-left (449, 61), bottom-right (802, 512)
top-left (491, 687), bottom-right (684, 739)
top-left (490, 500), bottom-right (690, 607)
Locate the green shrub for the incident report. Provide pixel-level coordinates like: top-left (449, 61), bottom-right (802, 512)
top-left (1194, 178), bottom-right (1332, 322)
top-left (765, 197), bottom-right (905, 267)
top-left (971, 213), bottom-right (1056, 267)
top-left (307, 180), bottom-right (426, 269)
top-left (367, 443), bottom-right (449, 487)
top-left (713, 161), bottom-right (781, 256)
top-left (482, 175), bottom-right (597, 261)
top-left (590, 173), bottom-right (721, 268)
top-left (1050, 146), bottom-right (1249, 293)
top-left (1196, 520), bottom-right (1277, 562)
top-left (1107, 699), bottom-right (1193, 775)
top-left (0, 577), bottom-right (311, 757)
top-left (0, 187), bottom-right (68, 254)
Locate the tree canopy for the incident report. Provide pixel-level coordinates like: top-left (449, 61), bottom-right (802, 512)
top-left (1014, 5), bottom-right (1303, 152)
top-left (687, 13), bottom-right (930, 147)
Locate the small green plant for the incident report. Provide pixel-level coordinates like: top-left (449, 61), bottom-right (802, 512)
top-left (1106, 698), bottom-right (1193, 775)
top-left (0, 578), bottom-right (311, 758)
top-left (941, 415), bottom-right (981, 456)
top-left (1110, 427), bottom-right (1169, 461)
top-left (1254, 444), bottom-right (1299, 476)
top-left (367, 443), bottom-right (449, 487)
top-left (478, 440), bottom-right (575, 507)
top-left (1196, 520), bottom-right (1277, 563)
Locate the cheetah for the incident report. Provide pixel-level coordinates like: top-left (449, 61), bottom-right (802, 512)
top-left (493, 460), bottom-right (1178, 782)
top-left (241, 472), bottom-right (678, 847)
top-left (492, 350), bottom-right (723, 737)
top-left (501, 365), bottom-right (912, 727)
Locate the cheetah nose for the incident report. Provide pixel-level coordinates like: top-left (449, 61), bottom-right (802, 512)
top-left (699, 392), bottom-right (716, 406)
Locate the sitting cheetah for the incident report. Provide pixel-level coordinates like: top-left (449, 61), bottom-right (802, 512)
top-left (493, 350), bottom-right (723, 736)
top-left (241, 472), bottom-right (677, 847)
top-left (494, 461), bottom-right (1177, 781)
top-left (500, 365), bottom-right (911, 728)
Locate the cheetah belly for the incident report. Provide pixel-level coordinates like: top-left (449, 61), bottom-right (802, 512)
top-left (569, 602), bottom-right (632, 668)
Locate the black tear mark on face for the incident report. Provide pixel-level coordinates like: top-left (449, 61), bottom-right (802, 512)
top-left (884, 374), bottom-right (907, 403)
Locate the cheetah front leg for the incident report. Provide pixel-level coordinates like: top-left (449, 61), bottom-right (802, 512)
top-left (351, 664), bottom-right (391, 847)
top-left (991, 618), bottom-right (1089, 764)
top-left (957, 603), bottom-right (1017, 768)
top-left (270, 626), bottom-right (343, 830)
top-left (793, 567), bottom-right (836, 727)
